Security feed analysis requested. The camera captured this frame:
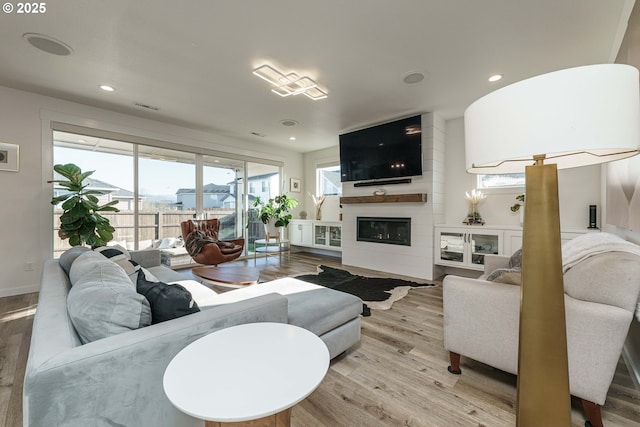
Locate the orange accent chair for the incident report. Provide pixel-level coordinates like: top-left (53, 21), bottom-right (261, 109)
top-left (180, 219), bottom-right (244, 266)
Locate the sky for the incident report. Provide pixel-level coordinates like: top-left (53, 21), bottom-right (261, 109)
top-left (54, 147), bottom-right (235, 198)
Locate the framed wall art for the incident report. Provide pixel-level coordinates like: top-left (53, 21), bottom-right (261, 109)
top-left (0, 142), bottom-right (19, 172)
top-left (290, 178), bottom-right (301, 193)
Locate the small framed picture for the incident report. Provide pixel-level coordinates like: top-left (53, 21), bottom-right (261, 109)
top-left (0, 142), bottom-right (19, 172)
top-left (290, 178), bottom-right (301, 193)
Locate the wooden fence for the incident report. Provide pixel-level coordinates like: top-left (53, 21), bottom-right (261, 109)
top-left (53, 209), bottom-right (239, 256)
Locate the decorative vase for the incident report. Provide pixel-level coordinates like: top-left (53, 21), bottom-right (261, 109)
top-left (464, 203), bottom-right (485, 225)
top-left (315, 206), bottom-right (322, 221)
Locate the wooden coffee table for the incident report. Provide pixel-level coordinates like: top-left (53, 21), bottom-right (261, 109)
top-left (192, 265), bottom-right (261, 289)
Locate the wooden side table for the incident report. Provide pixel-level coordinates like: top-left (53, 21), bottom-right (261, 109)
top-left (163, 323), bottom-right (330, 427)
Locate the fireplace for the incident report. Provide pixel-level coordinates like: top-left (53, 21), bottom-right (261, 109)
top-left (357, 217), bottom-right (411, 246)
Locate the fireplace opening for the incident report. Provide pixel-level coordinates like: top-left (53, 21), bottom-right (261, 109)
top-left (357, 217), bottom-right (411, 246)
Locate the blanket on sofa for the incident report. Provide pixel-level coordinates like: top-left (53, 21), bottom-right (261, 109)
top-left (562, 232), bottom-right (640, 272)
top-left (562, 232), bottom-right (640, 321)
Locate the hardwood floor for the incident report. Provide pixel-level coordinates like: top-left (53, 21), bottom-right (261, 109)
top-left (1, 252), bottom-right (639, 426)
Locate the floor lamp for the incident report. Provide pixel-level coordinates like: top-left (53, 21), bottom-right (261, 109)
top-left (464, 64), bottom-right (640, 426)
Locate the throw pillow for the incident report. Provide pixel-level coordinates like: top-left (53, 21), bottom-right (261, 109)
top-left (509, 248), bottom-right (523, 269)
top-left (67, 260), bottom-right (152, 343)
top-left (486, 267), bottom-right (522, 286)
top-left (157, 237), bottom-right (177, 249)
top-left (94, 245), bottom-right (140, 284)
top-left (136, 270), bottom-right (200, 324)
top-left (59, 246), bottom-right (91, 276)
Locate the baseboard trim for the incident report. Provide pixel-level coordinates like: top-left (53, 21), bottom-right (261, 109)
top-left (0, 283), bottom-right (40, 298)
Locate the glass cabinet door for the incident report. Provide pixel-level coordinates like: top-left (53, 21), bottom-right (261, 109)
top-left (329, 226), bottom-right (341, 247)
top-left (469, 233), bottom-right (499, 265)
top-left (314, 225), bottom-right (327, 245)
top-left (440, 232), bottom-right (465, 264)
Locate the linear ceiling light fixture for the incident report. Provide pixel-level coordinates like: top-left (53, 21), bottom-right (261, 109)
top-left (253, 64), bottom-right (327, 100)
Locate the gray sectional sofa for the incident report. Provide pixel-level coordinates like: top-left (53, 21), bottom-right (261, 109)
top-left (24, 248), bottom-right (362, 427)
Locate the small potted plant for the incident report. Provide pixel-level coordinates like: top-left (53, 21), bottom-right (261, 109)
top-left (252, 193), bottom-right (299, 240)
top-left (510, 193), bottom-right (525, 225)
top-left (49, 163), bottom-right (120, 247)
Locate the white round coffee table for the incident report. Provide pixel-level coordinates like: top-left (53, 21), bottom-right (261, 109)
top-left (163, 322), bottom-right (330, 426)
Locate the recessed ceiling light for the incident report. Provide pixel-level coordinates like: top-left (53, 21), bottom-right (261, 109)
top-left (99, 85), bottom-right (115, 92)
top-left (23, 33), bottom-right (73, 56)
top-left (488, 74), bottom-right (503, 82)
top-left (402, 71), bottom-right (426, 84)
top-left (280, 119), bottom-right (298, 127)
top-left (289, 137), bottom-right (296, 141)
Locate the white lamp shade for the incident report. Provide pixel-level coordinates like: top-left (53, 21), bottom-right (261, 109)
top-left (465, 64), bottom-right (640, 174)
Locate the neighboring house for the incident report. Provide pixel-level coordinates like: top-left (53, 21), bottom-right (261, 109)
top-left (176, 183), bottom-right (231, 210)
top-left (52, 175), bottom-right (141, 211)
top-left (176, 174), bottom-right (279, 210)
top-left (248, 173), bottom-right (279, 203)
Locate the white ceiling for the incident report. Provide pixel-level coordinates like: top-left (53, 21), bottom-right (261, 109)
top-left (0, 0), bottom-right (634, 153)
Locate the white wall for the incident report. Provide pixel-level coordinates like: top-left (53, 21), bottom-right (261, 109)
top-left (444, 118), bottom-right (601, 230)
top-left (0, 85), bottom-right (303, 297)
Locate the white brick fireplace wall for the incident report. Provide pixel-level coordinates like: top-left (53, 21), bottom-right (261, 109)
top-left (341, 113), bottom-right (445, 281)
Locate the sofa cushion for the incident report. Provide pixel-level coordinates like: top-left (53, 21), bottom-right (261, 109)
top-left (209, 277), bottom-right (363, 336)
top-left (59, 246), bottom-right (91, 276)
top-left (69, 251), bottom-right (110, 284)
top-left (67, 260), bottom-right (152, 343)
top-left (136, 270), bottom-right (200, 324)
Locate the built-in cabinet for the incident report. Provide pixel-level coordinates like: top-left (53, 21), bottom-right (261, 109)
top-left (436, 227), bottom-right (503, 270)
top-left (290, 220), bottom-right (341, 252)
top-left (435, 225), bottom-right (593, 271)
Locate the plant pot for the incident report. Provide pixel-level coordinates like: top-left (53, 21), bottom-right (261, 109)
top-left (263, 221), bottom-right (282, 241)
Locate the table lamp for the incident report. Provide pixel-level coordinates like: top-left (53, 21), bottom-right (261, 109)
top-left (464, 64), bottom-right (640, 426)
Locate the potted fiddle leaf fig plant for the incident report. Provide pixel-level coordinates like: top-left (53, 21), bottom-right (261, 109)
top-left (252, 193), bottom-right (299, 239)
top-left (49, 163), bottom-right (120, 247)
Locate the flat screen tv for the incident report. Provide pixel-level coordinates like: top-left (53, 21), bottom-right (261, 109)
top-left (339, 115), bottom-right (422, 183)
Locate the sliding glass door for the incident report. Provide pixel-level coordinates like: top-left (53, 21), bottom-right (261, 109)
top-left (203, 155), bottom-right (245, 241)
top-left (52, 132), bottom-right (135, 256)
top-left (138, 146), bottom-right (196, 248)
top-left (52, 130), bottom-right (281, 260)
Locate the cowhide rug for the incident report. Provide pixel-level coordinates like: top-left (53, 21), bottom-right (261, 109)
top-left (294, 265), bottom-right (435, 316)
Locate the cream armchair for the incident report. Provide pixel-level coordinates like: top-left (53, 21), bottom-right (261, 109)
top-left (443, 234), bottom-right (640, 427)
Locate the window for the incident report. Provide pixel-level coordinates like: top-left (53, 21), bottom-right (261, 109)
top-left (317, 164), bottom-right (342, 196)
top-left (52, 130), bottom-right (280, 258)
top-left (477, 173), bottom-right (525, 189)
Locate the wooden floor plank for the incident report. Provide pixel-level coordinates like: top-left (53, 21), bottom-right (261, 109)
top-left (1, 253), bottom-right (639, 426)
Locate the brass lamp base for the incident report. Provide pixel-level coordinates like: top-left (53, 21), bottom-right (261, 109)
top-left (517, 162), bottom-right (571, 426)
